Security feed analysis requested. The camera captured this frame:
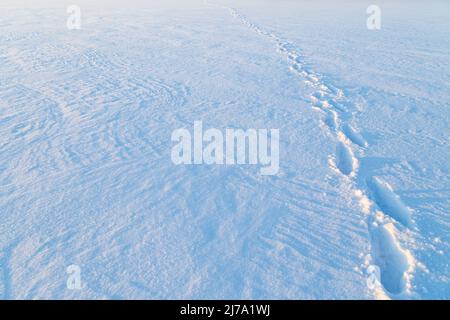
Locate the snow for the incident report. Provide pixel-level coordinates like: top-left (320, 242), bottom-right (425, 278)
top-left (0, 0), bottom-right (448, 299)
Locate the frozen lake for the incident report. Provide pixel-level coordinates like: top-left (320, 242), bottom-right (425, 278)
top-left (0, 0), bottom-right (449, 299)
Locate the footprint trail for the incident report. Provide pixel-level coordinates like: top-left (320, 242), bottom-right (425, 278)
top-left (218, 4), bottom-right (418, 299)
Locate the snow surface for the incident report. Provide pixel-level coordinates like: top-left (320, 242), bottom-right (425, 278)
top-left (0, 0), bottom-right (449, 299)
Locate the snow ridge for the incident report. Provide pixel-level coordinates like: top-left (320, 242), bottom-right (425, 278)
top-left (217, 3), bottom-right (418, 299)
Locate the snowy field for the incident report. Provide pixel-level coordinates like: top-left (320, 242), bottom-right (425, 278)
top-left (0, 0), bottom-right (449, 299)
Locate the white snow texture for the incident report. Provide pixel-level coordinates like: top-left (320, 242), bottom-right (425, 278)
top-left (0, 0), bottom-right (449, 299)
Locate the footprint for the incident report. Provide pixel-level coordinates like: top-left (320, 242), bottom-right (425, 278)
top-left (335, 142), bottom-right (355, 176)
top-left (343, 124), bottom-right (368, 148)
top-left (367, 177), bottom-right (412, 228)
top-left (324, 112), bottom-right (338, 131)
top-left (369, 217), bottom-right (414, 295)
